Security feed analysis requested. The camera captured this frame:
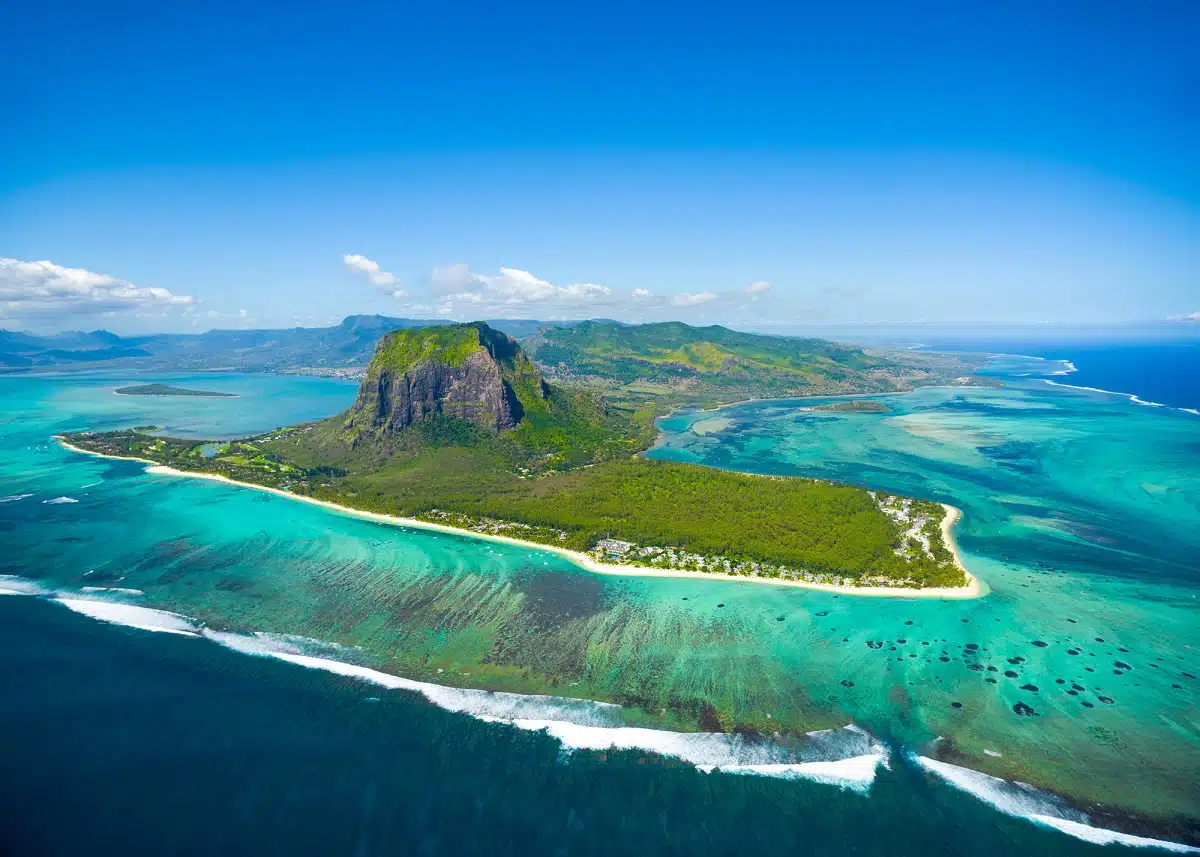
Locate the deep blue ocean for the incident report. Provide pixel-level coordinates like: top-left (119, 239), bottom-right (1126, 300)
top-left (1, 353), bottom-right (1197, 856)
top-left (926, 339), bottom-right (1200, 412)
top-left (0, 595), bottom-right (1115, 857)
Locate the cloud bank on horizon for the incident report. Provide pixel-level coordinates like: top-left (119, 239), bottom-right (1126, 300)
top-left (417, 262), bottom-right (767, 321)
top-left (0, 258), bottom-right (194, 328)
top-left (1, 250), bottom-right (1196, 335)
top-left (0, 252), bottom-right (775, 331)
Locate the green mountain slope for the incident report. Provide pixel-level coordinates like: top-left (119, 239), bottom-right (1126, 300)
top-left (523, 321), bottom-right (933, 407)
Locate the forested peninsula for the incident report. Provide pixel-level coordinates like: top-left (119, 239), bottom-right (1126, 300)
top-left (62, 322), bottom-right (973, 592)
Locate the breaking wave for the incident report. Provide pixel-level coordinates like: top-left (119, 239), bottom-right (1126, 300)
top-left (18, 588), bottom-right (887, 790)
top-left (1042, 380), bottom-right (1196, 416)
top-left (914, 756), bottom-right (1199, 852)
top-left (42, 496), bottom-right (79, 505)
top-left (55, 598), bottom-right (199, 636)
top-left (0, 575), bottom-right (49, 596)
top-left (205, 628), bottom-right (887, 788)
top-left (6, 585), bottom-right (1196, 845)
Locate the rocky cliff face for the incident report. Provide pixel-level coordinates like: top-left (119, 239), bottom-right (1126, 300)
top-left (343, 323), bottom-right (543, 438)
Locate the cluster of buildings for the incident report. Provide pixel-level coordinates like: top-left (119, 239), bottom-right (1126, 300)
top-left (591, 538), bottom-right (857, 587)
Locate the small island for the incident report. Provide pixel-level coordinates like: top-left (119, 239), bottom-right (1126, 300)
top-left (115, 384), bottom-right (237, 398)
top-left (810, 400), bottom-right (891, 413)
top-left (65, 323), bottom-right (975, 595)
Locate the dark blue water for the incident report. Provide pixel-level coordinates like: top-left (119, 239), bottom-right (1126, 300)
top-left (0, 596), bottom-right (1131, 857)
top-left (930, 339), bottom-right (1200, 411)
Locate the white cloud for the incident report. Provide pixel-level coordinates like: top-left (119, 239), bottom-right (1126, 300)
top-left (632, 288), bottom-right (652, 298)
top-left (1167, 311), bottom-right (1200, 322)
top-left (0, 258), bottom-right (193, 323)
top-left (744, 280), bottom-right (771, 294)
top-left (670, 291), bottom-right (717, 307)
top-left (431, 264), bottom-right (611, 312)
top-left (343, 253), bottom-right (406, 296)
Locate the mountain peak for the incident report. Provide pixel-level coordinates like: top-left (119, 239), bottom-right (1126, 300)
top-left (343, 322), bottom-right (545, 438)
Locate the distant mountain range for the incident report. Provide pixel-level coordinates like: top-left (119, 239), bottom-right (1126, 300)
top-left (0, 315), bottom-right (603, 372)
top-left (2, 315), bottom-right (984, 406)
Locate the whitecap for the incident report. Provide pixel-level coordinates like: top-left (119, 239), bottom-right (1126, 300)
top-left (1029, 815), bottom-right (1200, 852)
top-left (203, 630), bottom-right (885, 784)
top-left (914, 756), bottom-right (1198, 852)
top-left (203, 632), bottom-right (624, 726)
top-left (56, 598), bottom-right (199, 636)
top-left (701, 754), bottom-right (886, 792)
top-left (80, 586), bottom-right (145, 596)
top-left (0, 493), bottom-right (33, 503)
top-left (40, 604), bottom-right (886, 791)
top-left (1041, 379), bottom-right (1192, 413)
top-left (0, 575), bottom-right (48, 596)
top-left (42, 496), bottom-right (78, 505)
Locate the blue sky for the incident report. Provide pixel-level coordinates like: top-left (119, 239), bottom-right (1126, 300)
top-left (1, 0), bottom-right (1197, 333)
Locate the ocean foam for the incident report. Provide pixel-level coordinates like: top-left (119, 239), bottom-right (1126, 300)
top-left (703, 754), bottom-right (886, 792)
top-left (33, 597), bottom-right (885, 790)
top-left (1042, 380), bottom-right (1187, 413)
top-left (0, 575), bottom-right (48, 596)
top-left (42, 496), bottom-right (78, 505)
top-left (204, 633), bottom-right (625, 727)
top-left (1029, 815), bottom-right (1200, 852)
top-left (0, 493), bottom-right (33, 503)
top-left (914, 756), bottom-right (1198, 852)
top-left (56, 599), bottom-right (200, 636)
top-left (1047, 361), bottom-right (1078, 376)
top-left (203, 630), bottom-right (885, 785)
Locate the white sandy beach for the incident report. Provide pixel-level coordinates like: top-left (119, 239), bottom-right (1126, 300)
top-left (56, 436), bottom-right (983, 599)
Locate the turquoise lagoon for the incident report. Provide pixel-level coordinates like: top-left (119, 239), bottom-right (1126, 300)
top-left (1, 371), bottom-right (1197, 849)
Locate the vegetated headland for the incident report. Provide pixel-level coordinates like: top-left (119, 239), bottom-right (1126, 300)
top-left (61, 321), bottom-right (985, 595)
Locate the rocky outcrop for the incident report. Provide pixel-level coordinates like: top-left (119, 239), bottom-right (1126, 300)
top-left (343, 324), bottom-right (542, 438)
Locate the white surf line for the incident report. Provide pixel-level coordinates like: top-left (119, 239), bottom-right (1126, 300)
top-left (697, 754), bottom-right (887, 792)
top-left (223, 641), bottom-right (887, 786)
top-left (1042, 379), bottom-right (1196, 415)
top-left (913, 756), bottom-right (1198, 853)
top-left (0, 575), bottom-right (49, 596)
top-left (55, 598), bottom-right (200, 636)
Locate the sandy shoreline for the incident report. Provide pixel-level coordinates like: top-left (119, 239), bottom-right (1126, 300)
top-left (56, 437), bottom-right (983, 599)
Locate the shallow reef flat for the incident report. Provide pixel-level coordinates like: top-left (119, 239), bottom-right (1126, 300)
top-left (2, 374), bottom-right (1198, 842)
